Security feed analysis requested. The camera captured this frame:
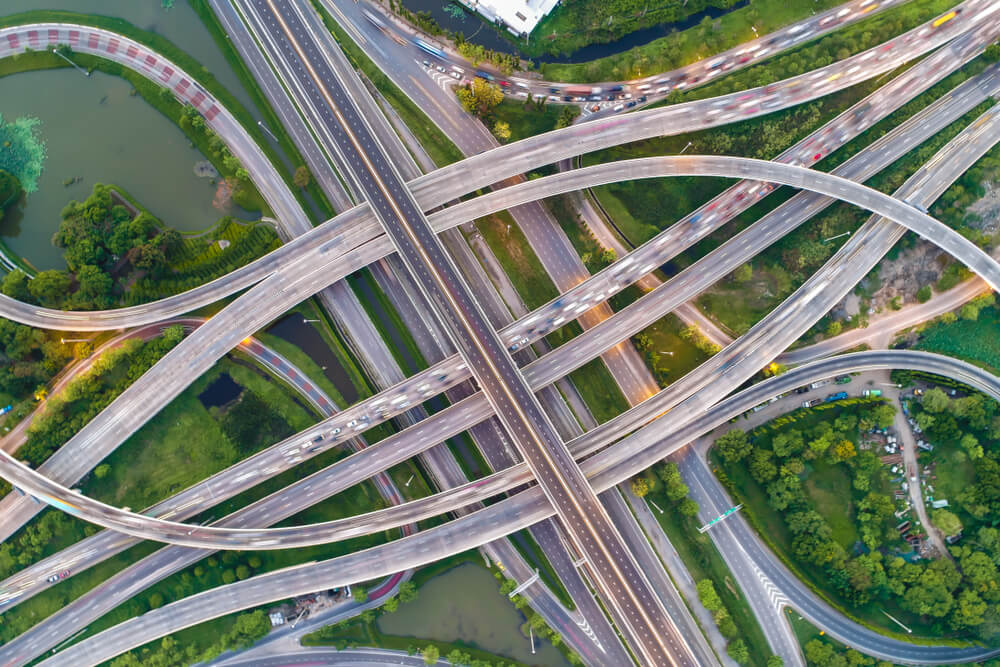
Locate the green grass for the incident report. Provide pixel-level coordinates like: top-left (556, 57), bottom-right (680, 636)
top-left (535, 0), bottom-right (847, 80)
top-left (649, 483), bottom-right (772, 666)
top-left (81, 357), bottom-right (315, 511)
top-left (491, 99), bottom-right (563, 143)
top-left (916, 305), bottom-right (1000, 375)
top-left (475, 211), bottom-right (561, 308)
top-left (566, 358), bottom-right (631, 423)
top-left (0, 9), bottom-right (312, 217)
top-left (311, 0), bottom-right (463, 169)
top-left (0, 352), bottom-right (335, 645)
top-left (803, 460), bottom-right (859, 549)
top-left (636, 310), bottom-right (713, 386)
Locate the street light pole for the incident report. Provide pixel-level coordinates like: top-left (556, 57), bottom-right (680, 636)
top-left (257, 120), bottom-right (278, 141)
top-left (302, 319), bottom-right (320, 324)
top-left (822, 230), bottom-right (851, 243)
top-left (51, 48), bottom-right (89, 77)
top-left (679, 141), bottom-right (693, 154)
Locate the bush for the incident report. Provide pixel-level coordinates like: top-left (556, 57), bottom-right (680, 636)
top-left (917, 285), bottom-right (933, 303)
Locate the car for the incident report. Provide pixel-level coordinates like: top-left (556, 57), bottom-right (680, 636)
top-left (61, 570), bottom-right (70, 579)
top-left (562, 95), bottom-right (573, 102)
top-left (626, 101), bottom-right (637, 108)
top-left (422, 60), bottom-right (430, 68)
top-left (346, 419), bottom-right (359, 429)
top-left (331, 427), bottom-right (342, 436)
top-left (549, 87), bottom-right (561, 94)
top-left (313, 435), bottom-right (323, 443)
top-left (813, 152), bottom-right (823, 161)
top-left (613, 104), bottom-right (624, 112)
top-left (638, 96), bottom-right (647, 103)
top-left (435, 65), bottom-right (446, 73)
top-left (449, 71), bottom-right (461, 79)
top-left (795, 386), bottom-right (810, 394)
top-left (47, 574), bottom-right (59, 583)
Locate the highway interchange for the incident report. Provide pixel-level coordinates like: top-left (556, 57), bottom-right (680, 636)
top-left (2, 1), bottom-right (1000, 665)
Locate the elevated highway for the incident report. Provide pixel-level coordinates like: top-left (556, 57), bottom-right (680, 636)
top-left (0, 1), bottom-right (989, 332)
top-left (37, 349), bottom-right (1000, 667)
top-left (3, 142), bottom-right (1000, 549)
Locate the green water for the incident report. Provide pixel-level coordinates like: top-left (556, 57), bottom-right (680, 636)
top-left (0, 68), bottom-right (250, 270)
top-left (2, 0), bottom-right (255, 114)
top-left (377, 563), bottom-right (570, 666)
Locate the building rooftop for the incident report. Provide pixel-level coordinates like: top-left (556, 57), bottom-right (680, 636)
top-left (458, 0), bottom-right (560, 37)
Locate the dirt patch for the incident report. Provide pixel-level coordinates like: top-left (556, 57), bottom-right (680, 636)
top-left (212, 177), bottom-right (235, 211)
top-left (968, 180), bottom-right (1000, 233)
top-left (867, 242), bottom-right (949, 310)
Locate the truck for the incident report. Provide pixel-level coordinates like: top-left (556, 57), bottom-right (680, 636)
top-left (835, 375), bottom-right (852, 384)
top-left (863, 389), bottom-right (882, 397)
top-left (825, 391), bottom-right (848, 402)
top-left (0, 404), bottom-right (11, 416)
top-left (810, 379), bottom-right (830, 390)
top-left (802, 398), bottom-right (823, 409)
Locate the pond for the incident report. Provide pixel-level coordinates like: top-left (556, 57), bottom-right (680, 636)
top-left (266, 313), bottom-right (360, 405)
top-left (197, 371), bottom-right (242, 408)
top-left (0, 68), bottom-right (253, 270)
top-left (397, 0), bottom-right (748, 63)
top-left (378, 563), bottom-right (570, 666)
top-left (2, 0), bottom-right (256, 114)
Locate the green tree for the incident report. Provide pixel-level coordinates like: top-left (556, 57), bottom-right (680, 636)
top-left (631, 476), bottom-right (651, 497)
top-left (933, 508), bottom-right (963, 536)
top-left (733, 263), bottom-right (752, 283)
top-left (696, 579), bottom-right (723, 612)
top-left (916, 285), bottom-right (932, 303)
top-left (766, 656), bottom-right (785, 667)
top-left (1, 269), bottom-right (32, 302)
top-left (422, 644), bottom-right (440, 665)
top-left (28, 270), bottom-right (71, 308)
top-left (222, 569), bottom-right (236, 584)
top-left (922, 388), bottom-right (951, 413)
top-left (456, 78), bottom-right (503, 118)
top-left (293, 165), bottom-right (312, 189)
top-left (678, 498), bottom-right (699, 516)
top-left (399, 580), bottom-right (418, 603)
top-left (235, 564), bottom-right (251, 580)
top-left (727, 639), bottom-right (750, 664)
top-left (72, 265), bottom-right (114, 309)
top-left (748, 448), bottom-right (777, 483)
top-left (353, 586), bottom-right (367, 602)
top-left (772, 430), bottom-right (804, 458)
top-left (716, 429), bottom-right (751, 462)
top-left (826, 320), bottom-right (843, 337)
top-left (384, 596), bottom-right (399, 612)
top-left (492, 120), bottom-right (511, 142)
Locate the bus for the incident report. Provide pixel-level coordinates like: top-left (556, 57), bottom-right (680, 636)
top-left (414, 38), bottom-right (446, 60)
top-left (932, 10), bottom-right (958, 28)
top-left (362, 9), bottom-right (386, 30)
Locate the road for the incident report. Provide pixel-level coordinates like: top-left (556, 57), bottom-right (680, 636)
top-left (0, 9), bottom-right (996, 664)
top-left (38, 349), bottom-right (1000, 667)
top-left (241, 1), bottom-right (687, 663)
top-left (337, 0), bottom-right (903, 113)
top-left (0, 2), bottom-right (984, 334)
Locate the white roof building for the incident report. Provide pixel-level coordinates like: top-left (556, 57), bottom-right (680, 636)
top-left (458, 0), bottom-right (560, 37)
